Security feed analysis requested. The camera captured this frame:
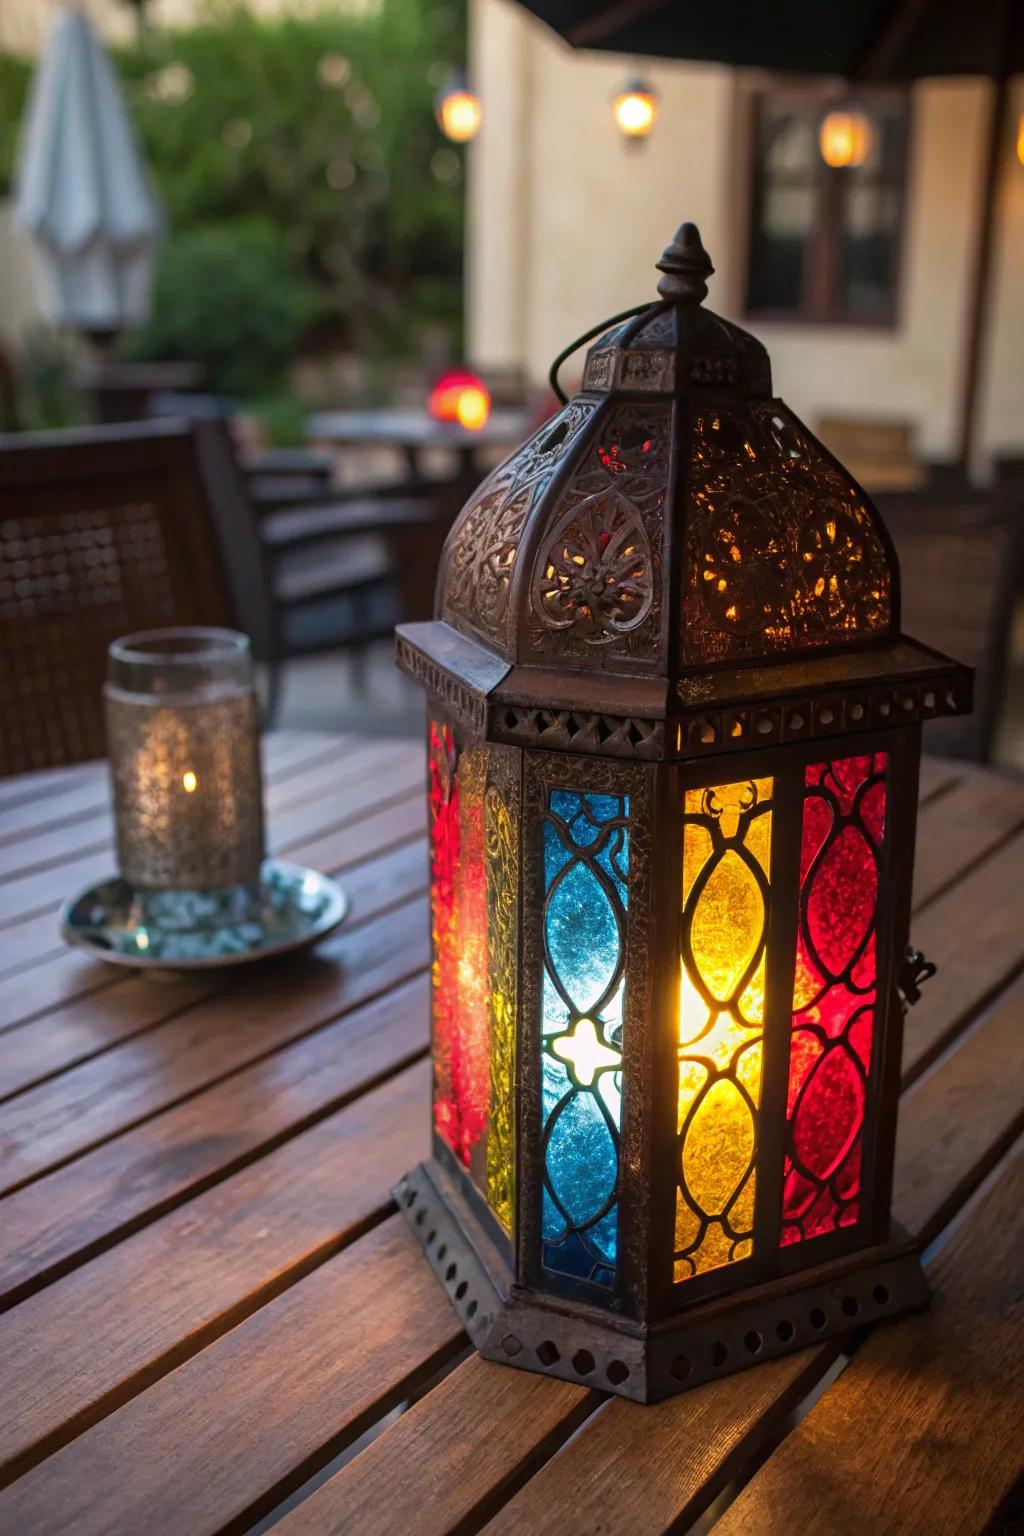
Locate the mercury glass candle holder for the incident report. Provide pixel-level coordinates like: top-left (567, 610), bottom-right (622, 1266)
top-left (105, 628), bottom-right (265, 930)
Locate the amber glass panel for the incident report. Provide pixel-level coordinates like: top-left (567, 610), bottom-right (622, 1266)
top-left (485, 782), bottom-right (518, 1232)
top-left (428, 721), bottom-right (489, 1173)
top-left (675, 777), bottom-right (772, 1282)
top-left (684, 403), bottom-right (893, 666)
top-left (781, 753), bottom-right (888, 1244)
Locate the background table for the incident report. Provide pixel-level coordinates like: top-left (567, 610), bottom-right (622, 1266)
top-left (306, 407), bottom-right (532, 482)
top-left (0, 733), bottom-right (1021, 1535)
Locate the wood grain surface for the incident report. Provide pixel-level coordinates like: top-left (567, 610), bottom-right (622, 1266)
top-left (0, 736), bottom-right (1019, 1536)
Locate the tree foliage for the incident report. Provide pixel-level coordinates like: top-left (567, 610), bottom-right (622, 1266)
top-left (1, 0), bottom-right (466, 377)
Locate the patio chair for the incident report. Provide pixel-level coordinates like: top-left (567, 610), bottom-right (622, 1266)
top-left (0, 418), bottom-right (275, 777)
top-left (877, 486), bottom-right (1024, 761)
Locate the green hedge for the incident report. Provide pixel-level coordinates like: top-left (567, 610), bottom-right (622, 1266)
top-left (1, 1), bottom-right (466, 386)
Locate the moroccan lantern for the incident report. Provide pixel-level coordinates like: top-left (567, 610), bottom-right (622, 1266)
top-left (394, 221), bottom-right (971, 1402)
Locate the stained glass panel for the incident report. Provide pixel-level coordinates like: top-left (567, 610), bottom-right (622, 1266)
top-left (428, 720), bottom-right (488, 1173)
top-left (540, 789), bottom-right (629, 1290)
top-left (675, 778), bottom-right (772, 1283)
top-left (485, 781), bottom-right (518, 1232)
top-left (781, 753), bottom-right (888, 1245)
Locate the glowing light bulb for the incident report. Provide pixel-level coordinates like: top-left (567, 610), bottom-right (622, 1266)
top-left (436, 75), bottom-right (482, 144)
top-left (182, 770), bottom-right (198, 793)
top-left (613, 80), bottom-right (657, 140)
top-left (136, 929), bottom-right (150, 951)
top-left (819, 110), bottom-right (872, 169)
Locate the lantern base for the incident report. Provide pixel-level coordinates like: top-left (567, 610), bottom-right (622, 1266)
top-left (395, 1158), bottom-right (930, 1405)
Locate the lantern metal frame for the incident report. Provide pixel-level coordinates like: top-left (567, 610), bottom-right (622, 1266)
top-left (393, 222), bottom-right (971, 1403)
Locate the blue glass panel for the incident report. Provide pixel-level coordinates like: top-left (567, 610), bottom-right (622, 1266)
top-left (540, 789), bottom-right (628, 1294)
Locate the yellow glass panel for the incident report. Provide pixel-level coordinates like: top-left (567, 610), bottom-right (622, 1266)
top-left (485, 782), bottom-right (518, 1233)
top-left (675, 777), bottom-right (772, 1283)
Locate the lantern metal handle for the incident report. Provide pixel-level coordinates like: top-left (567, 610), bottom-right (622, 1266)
top-left (548, 301), bottom-right (661, 405)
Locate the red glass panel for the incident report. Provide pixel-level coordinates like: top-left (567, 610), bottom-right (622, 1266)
top-left (781, 753), bottom-right (887, 1245)
top-left (428, 720), bottom-right (488, 1167)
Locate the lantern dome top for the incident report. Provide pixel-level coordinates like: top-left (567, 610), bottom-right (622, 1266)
top-left (400, 220), bottom-right (971, 762)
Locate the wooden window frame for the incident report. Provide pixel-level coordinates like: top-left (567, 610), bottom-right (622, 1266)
top-left (742, 83), bottom-right (912, 330)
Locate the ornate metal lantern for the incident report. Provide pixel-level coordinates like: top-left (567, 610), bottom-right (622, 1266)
top-left (394, 222), bottom-right (971, 1403)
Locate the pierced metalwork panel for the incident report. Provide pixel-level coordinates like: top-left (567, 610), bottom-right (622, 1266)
top-left (673, 669), bottom-right (972, 758)
top-left (683, 402), bottom-right (894, 666)
top-left (491, 703), bottom-right (664, 760)
top-left (441, 401), bottom-right (598, 654)
top-left (525, 403), bottom-right (671, 670)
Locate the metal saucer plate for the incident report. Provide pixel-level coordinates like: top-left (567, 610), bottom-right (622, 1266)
top-left (60, 859), bottom-right (349, 972)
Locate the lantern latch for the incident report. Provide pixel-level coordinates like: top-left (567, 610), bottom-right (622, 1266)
top-left (898, 946), bottom-right (937, 1009)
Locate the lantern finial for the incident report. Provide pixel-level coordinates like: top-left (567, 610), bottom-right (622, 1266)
top-left (656, 221), bottom-right (713, 305)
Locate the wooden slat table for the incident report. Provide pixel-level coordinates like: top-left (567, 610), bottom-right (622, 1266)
top-left (0, 733), bottom-right (1021, 1536)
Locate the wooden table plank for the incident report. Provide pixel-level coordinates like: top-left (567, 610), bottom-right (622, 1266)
top-left (0, 894), bottom-right (428, 1198)
top-left (275, 957), bottom-right (1024, 1536)
top-left (910, 769), bottom-right (1024, 908)
top-left (916, 757), bottom-right (959, 804)
top-left (0, 834), bottom-right (427, 1100)
top-left (0, 1219), bottom-right (463, 1536)
top-left (0, 737), bottom-right (410, 881)
top-left (0, 745), bottom-right (1017, 1536)
top-left (0, 731), bottom-right (338, 847)
top-left (903, 827), bottom-right (1024, 1079)
top-left (0, 752), bottom-right (424, 929)
top-left (0, 970), bottom-right (428, 1310)
top-left (893, 981), bottom-right (1024, 1245)
top-left (708, 1135), bottom-right (1024, 1536)
top-left (0, 1061), bottom-right (431, 1485)
top-left (279, 1356), bottom-right (602, 1536)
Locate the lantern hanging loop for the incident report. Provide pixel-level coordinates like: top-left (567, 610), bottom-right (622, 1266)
top-left (548, 300), bottom-right (661, 405)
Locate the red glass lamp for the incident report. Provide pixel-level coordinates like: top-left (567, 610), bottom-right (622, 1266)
top-left (394, 221), bottom-right (971, 1402)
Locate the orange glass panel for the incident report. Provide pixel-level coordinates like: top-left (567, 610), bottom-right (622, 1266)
top-left (675, 777), bottom-right (772, 1282)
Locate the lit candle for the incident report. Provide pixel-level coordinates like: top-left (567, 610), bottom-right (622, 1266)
top-left (105, 628), bottom-right (265, 899)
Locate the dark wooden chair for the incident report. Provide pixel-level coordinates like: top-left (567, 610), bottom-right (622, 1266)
top-left (877, 486), bottom-right (1024, 761)
top-left (146, 393), bottom-right (458, 685)
top-left (0, 418), bottom-right (275, 777)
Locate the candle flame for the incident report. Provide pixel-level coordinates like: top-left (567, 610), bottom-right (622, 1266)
top-left (182, 771), bottom-right (198, 793)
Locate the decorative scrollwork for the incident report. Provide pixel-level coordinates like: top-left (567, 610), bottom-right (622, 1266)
top-left (441, 401), bottom-right (598, 653)
top-left (531, 491), bottom-right (654, 644)
top-left (526, 403), bottom-right (669, 667)
top-left (684, 403), bottom-right (893, 665)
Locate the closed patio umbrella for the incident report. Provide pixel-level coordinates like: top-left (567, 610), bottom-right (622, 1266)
top-left (514, 0), bottom-right (1024, 469)
top-left (13, 3), bottom-right (162, 341)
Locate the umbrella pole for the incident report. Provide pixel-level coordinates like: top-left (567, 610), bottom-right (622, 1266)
top-left (956, 9), bottom-right (1016, 474)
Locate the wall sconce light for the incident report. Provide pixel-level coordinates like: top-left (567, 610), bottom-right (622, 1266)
top-left (393, 220), bottom-right (973, 1403)
top-left (612, 77), bottom-right (657, 141)
top-left (819, 108), bottom-right (873, 168)
top-left (435, 71), bottom-right (482, 144)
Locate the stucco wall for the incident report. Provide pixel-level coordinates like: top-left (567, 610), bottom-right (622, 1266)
top-left (467, 0), bottom-right (1023, 466)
